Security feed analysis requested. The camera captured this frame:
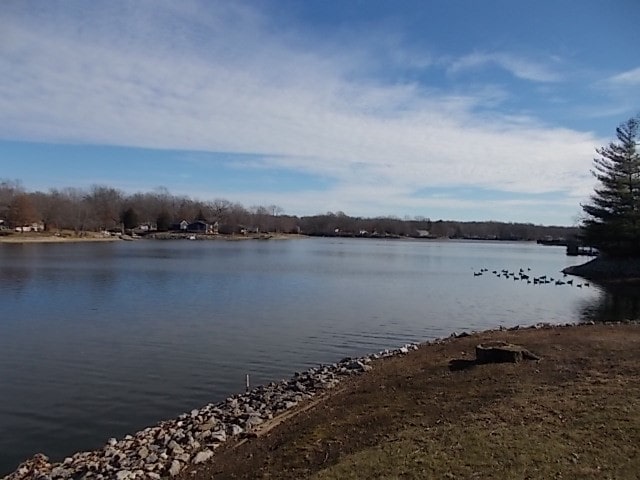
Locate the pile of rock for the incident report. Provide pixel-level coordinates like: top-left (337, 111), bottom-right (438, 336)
top-left (3, 344), bottom-right (419, 480)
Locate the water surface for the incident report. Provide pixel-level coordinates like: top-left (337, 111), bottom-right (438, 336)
top-left (0, 238), bottom-right (637, 474)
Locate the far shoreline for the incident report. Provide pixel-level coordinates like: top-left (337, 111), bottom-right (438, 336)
top-left (0, 232), bottom-right (304, 244)
top-left (0, 231), bottom-right (570, 245)
top-left (0, 234), bottom-right (120, 244)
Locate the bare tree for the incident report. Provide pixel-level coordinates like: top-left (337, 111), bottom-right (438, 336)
top-left (31, 190), bottom-right (68, 232)
top-left (175, 197), bottom-right (198, 222)
top-left (219, 202), bottom-right (249, 234)
top-left (86, 185), bottom-right (123, 231)
top-left (250, 206), bottom-right (271, 233)
top-left (60, 188), bottom-right (91, 235)
top-left (7, 193), bottom-right (39, 230)
top-left (210, 199), bottom-right (232, 223)
top-left (0, 179), bottom-right (23, 221)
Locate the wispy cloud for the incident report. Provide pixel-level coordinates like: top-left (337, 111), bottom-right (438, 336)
top-left (0, 0), bottom-right (599, 223)
top-left (606, 66), bottom-right (640, 86)
top-left (585, 66), bottom-right (640, 121)
top-left (447, 52), bottom-right (561, 82)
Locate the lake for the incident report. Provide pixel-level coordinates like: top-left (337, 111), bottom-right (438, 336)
top-left (1, 238), bottom-right (638, 475)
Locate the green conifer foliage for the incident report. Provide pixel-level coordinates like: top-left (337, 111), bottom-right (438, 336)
top-left (582, 117), bottom-right (640, 257)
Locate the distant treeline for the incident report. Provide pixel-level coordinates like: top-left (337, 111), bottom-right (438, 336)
top-left (0, 179), bottom-right (577, 240)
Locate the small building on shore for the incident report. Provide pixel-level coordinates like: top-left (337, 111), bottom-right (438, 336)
top-left (169, 220), bottom-right (189, 232)
top-left (14, 222), bottom-right (45, 233)
top-left (187, 221), bottom-right (218, 235)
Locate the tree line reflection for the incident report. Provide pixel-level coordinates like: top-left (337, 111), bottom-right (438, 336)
top-left (579, 282), bottom-right (640, 322)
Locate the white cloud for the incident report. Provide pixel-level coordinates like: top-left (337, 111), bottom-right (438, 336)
top-left (0, 0), bottom-right (599, 223)
top-left (447, 52), bottom-right (561, 82)
top-left (607, 66), bottom-right (640, 86)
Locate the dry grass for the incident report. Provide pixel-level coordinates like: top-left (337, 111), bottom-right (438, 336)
top-left (183, 324), bottom-right (640, 480)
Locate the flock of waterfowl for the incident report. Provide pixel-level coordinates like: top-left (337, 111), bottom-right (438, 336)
top-left (473, 268), bottom-right (590, 288)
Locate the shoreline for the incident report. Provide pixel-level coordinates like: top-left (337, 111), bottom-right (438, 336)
top-left (563, 256), bottom-right (640, 282)
top-left (0, 233), bottom-right (302, 244)
top-left (4, 320), bottom-right (637, 479)
top-left (0, 235), bottom-right (121, 244)
top-left (3, 342), bottom-right (418, 479)
top-left (0, 233), bottom-right (575, 245)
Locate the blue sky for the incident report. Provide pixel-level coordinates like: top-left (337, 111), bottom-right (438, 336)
top-left (1, 0), bottom-right (638, 225)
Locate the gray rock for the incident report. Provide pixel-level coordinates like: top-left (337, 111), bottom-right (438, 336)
top-left (192, 450), bottom-right (214, 465)
top-left (198, 420), bottom-right (217, 431)
top-left (195, 430), bottom-right (211, 441)
top-left (168, 460), bottom-right (181, 477)
top-left (245, 415), bottom-right (264, 429)
top-left (138, 446), bottom-right (149, 459)
top-left (50, 466), bottom-right (67, 477)
top-left (167, 440), bottom-right (182, 454)
top-left (115, 470), bottom-right (132, 480)
top-left (210, 430), bottom-right (227, 442)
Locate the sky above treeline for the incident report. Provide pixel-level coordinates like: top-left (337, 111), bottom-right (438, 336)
top-left (1, 0), bottom-right (639, 226)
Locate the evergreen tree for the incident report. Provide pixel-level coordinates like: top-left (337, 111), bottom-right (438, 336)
top-left (195, 208), bottom-right (207, 222)
top-left (582, 116), bottom-right (640, 257)
top-left (156, 210), bottom-right (171, 231)
top-left (120, 207), bottom-right (139, 230)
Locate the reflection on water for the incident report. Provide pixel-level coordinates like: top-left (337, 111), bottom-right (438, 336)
top-left (579, 282), bottom-right (640, 322)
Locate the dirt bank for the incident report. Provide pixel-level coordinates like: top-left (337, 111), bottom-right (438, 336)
top-left (181, 323), bottom-right (640, 479)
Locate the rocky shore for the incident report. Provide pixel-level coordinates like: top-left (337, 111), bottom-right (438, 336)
top-left (2, 345), bottom-right (418, 480)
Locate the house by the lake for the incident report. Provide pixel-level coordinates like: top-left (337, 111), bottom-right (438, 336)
top-left (187, 221), bottom-right (219, 235)
top-left (169, 220), bottom-right (189, 232)
top-left (169, 220), bottom-right (219, 235)
top-left (14, 222), bottom-right (45, 233)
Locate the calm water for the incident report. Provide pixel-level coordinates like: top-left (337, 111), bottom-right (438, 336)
top-left (1, 238), bottom-right (638, 474)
